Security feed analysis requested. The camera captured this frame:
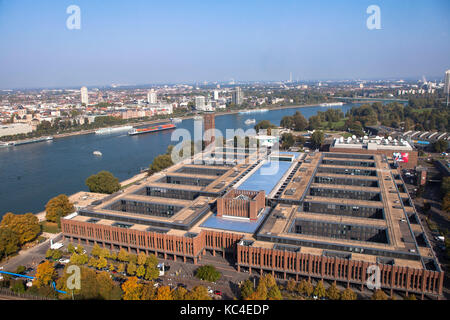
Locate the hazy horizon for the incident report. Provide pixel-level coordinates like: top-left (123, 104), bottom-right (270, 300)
top-left (1, 0), bottom-right (449, 90)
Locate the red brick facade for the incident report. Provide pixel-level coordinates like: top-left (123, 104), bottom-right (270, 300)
top-left (237, 244), bottom-right (444, 297)
top-left (61, 218), bottom-right (242, 263)
top-left (61, 217), bottom-right (444, 297)
top-left (216, 190), bottom-right (265, 221)
top-left (203, 113), bottom-right (215, 148)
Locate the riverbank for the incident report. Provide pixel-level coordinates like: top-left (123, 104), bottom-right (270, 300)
top-left (34, 171), bottom-right (148, 222)
top-left (6, 102), bottom-right (338, 144)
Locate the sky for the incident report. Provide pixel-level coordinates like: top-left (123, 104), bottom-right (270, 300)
top-left (0, 0), bottom-right (449, 89)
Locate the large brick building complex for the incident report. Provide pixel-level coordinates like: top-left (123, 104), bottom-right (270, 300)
top-left (62, 145), bottom-right (443, 299)
top-left (330, 136), bottom-right (418, 169)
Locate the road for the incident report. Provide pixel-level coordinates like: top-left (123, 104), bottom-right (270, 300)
top-left (0, 233), bottom-right (62, 273)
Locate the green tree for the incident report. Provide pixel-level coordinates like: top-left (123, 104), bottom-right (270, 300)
top-left (85, 171), bottom-right (121, 194)
top-left (46, 249), bottom-right (54, 259)
top-left (240, 279), bottom-right (254, 299)
top-left (52, 249), bottom-right (62, 260)
top-left (117, 248), bottom-right (129, 262)
top-left (371, 289), bottom-right (388, 300)
top-left (136, 265), bottom-right (146, 278)
top-left (127, 262), bottom-right (137, 276)
top-left (15, 265), bottom-right (26, 274)
top-left (286, 279), bottom-right (297, 292)
top-left (96, 271), bottom-right (122, 300)
top-left (310, 130), bottom-right (324, 149)
top-left (137, 252), bottom-right (147, 265)
top-left (293, 111), bottom-right (308, 131)
top-left (88, 257), bottom-right (98, 268)
top-left (281, 133), bottom-right (295, 150)
top-left (313, 280), bottom-right (326, 298)
top-left (340, 287), bottom-right (357, 300)
top-left (117, 263), bottom-right (125, 273)
top-left (185, 286), bottom-right (211, 300)
top-left (35, 261), bottom-right (57, 288)
top-left (297, 279), bottom-right (313, 297)
top-left (149, 154), bottom-right (173, 173)
top-left (67, 243), bottom-right (75, 254)
top-left (75, 244), bottom-right (84, 254)
top-left (145, 253), bottom-right (158, 267)
top-left (326, 283), bottom-right (341, 300)
top-left (97, 257), bottom-right (108, 269)
top-left (255, 280), bottom-right (268, 300)
top-left (122, 277), bottom-right (143, 300)
top-left (155, 285), bottom-right (173, 300)
top-left (442, 192), bottom-right (450, 213)
top-left (11, 280), bottom-right (25, 294)
top-left (254, 120), bottom-right (277, 134)
top-left (140, 282), bottom-right (156, 300)
top-left (441, 177), bottom-right (450, 196)
top-left (433, 139), bottom-right (448, 153)
top-left (267, 285), bottom-right (282, 300)
top-left (280, 116), bottom-right (295, 129)
top-left (45, 194), bottom-right (74, 224)
top-left (144, 265), bottom-right (160, 281)
top-left (195, 265), bottom-right (221, 282)
top-left (173, 286), bottom-right (188, 300)
top-left (308, 115), bottom-right (321, 130)
top-left (70, 253), bottom-right (88, 265)
top-left (0, 228), bottom-right (19, 260)
top-left (0, 213), bottom-right (40, 245)
top-left (91, 243), bottom-right (102, 257)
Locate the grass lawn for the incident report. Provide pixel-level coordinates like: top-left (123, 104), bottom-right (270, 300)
top-left (318, 118), bottom-right (347, 131)
top-left (40, 221), bottom-right (60, 234)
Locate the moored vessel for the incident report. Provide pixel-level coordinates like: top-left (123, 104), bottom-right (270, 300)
top-left (95, 126), bottom-right (133, 134)
top-left (128, 123), bottom-right (176, 135)
top-left (244, 118), bottom-right (256, 125)
top-left (319, 102), bottom-right (344, 107)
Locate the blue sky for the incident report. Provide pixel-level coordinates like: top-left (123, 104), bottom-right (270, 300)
top-left (0, 0), bottom-right (449, 89)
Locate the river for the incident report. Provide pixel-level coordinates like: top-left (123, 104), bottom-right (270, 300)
top-left (0, 103), bottom-right (357, 216)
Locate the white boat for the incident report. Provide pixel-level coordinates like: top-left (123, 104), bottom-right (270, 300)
top-left (12, 136), bottom-right (53, 146)
top-left (93, 151), bottom-right (102, 156)
top-left (244, 118), bottom-right (256, 125)
top-left (239, 108), bottom-right (268, 114)
top-left (170, 118), bottom-right (182, 123)
top-left (0, 141), bottom-right (14, 148)
top-left (95, 126), bottom-right (133, 134)
top-left (319, 102), bottom-right (344, 107)
top-left (193, 115), bottom-right (203, 120)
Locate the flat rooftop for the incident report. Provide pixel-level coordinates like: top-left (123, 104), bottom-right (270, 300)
top-left (63, 148), bottom-right (439, 272)
top-left (332, 136), bottom-right (413, 151)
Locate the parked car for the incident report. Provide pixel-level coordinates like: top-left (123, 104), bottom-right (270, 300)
top-left (54, 263), bottom-right (65, 270)
top-left (58, 258), bottom-right (70, 264)
top-left (214, 290), bottom-right (222, 296)
top-left (24, 267), bottom-right (34, 274)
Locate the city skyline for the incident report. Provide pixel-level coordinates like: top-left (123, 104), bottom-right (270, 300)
top-left (0, 0), bottom-right (449, 89)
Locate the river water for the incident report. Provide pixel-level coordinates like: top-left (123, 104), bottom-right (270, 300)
top-left (0, 104), bottom-right (356, 215)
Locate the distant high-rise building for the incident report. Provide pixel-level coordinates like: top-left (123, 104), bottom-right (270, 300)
top-left (203, 112), bottom-right (215, 148)
top-left (80, 86), bottom-right (89, 105)
top-left (232, 87), bottom-right (243, 105)
top-left (213, 90), bottom-right (219, 100)
top-left (445, 70), bottom-right (450, 106)
top-left (195, 96), bottom-right (206, 110)
top-left (147, 89), bottom-right (157, 104)
top-left (444, 70), bottom-right (450, 94)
